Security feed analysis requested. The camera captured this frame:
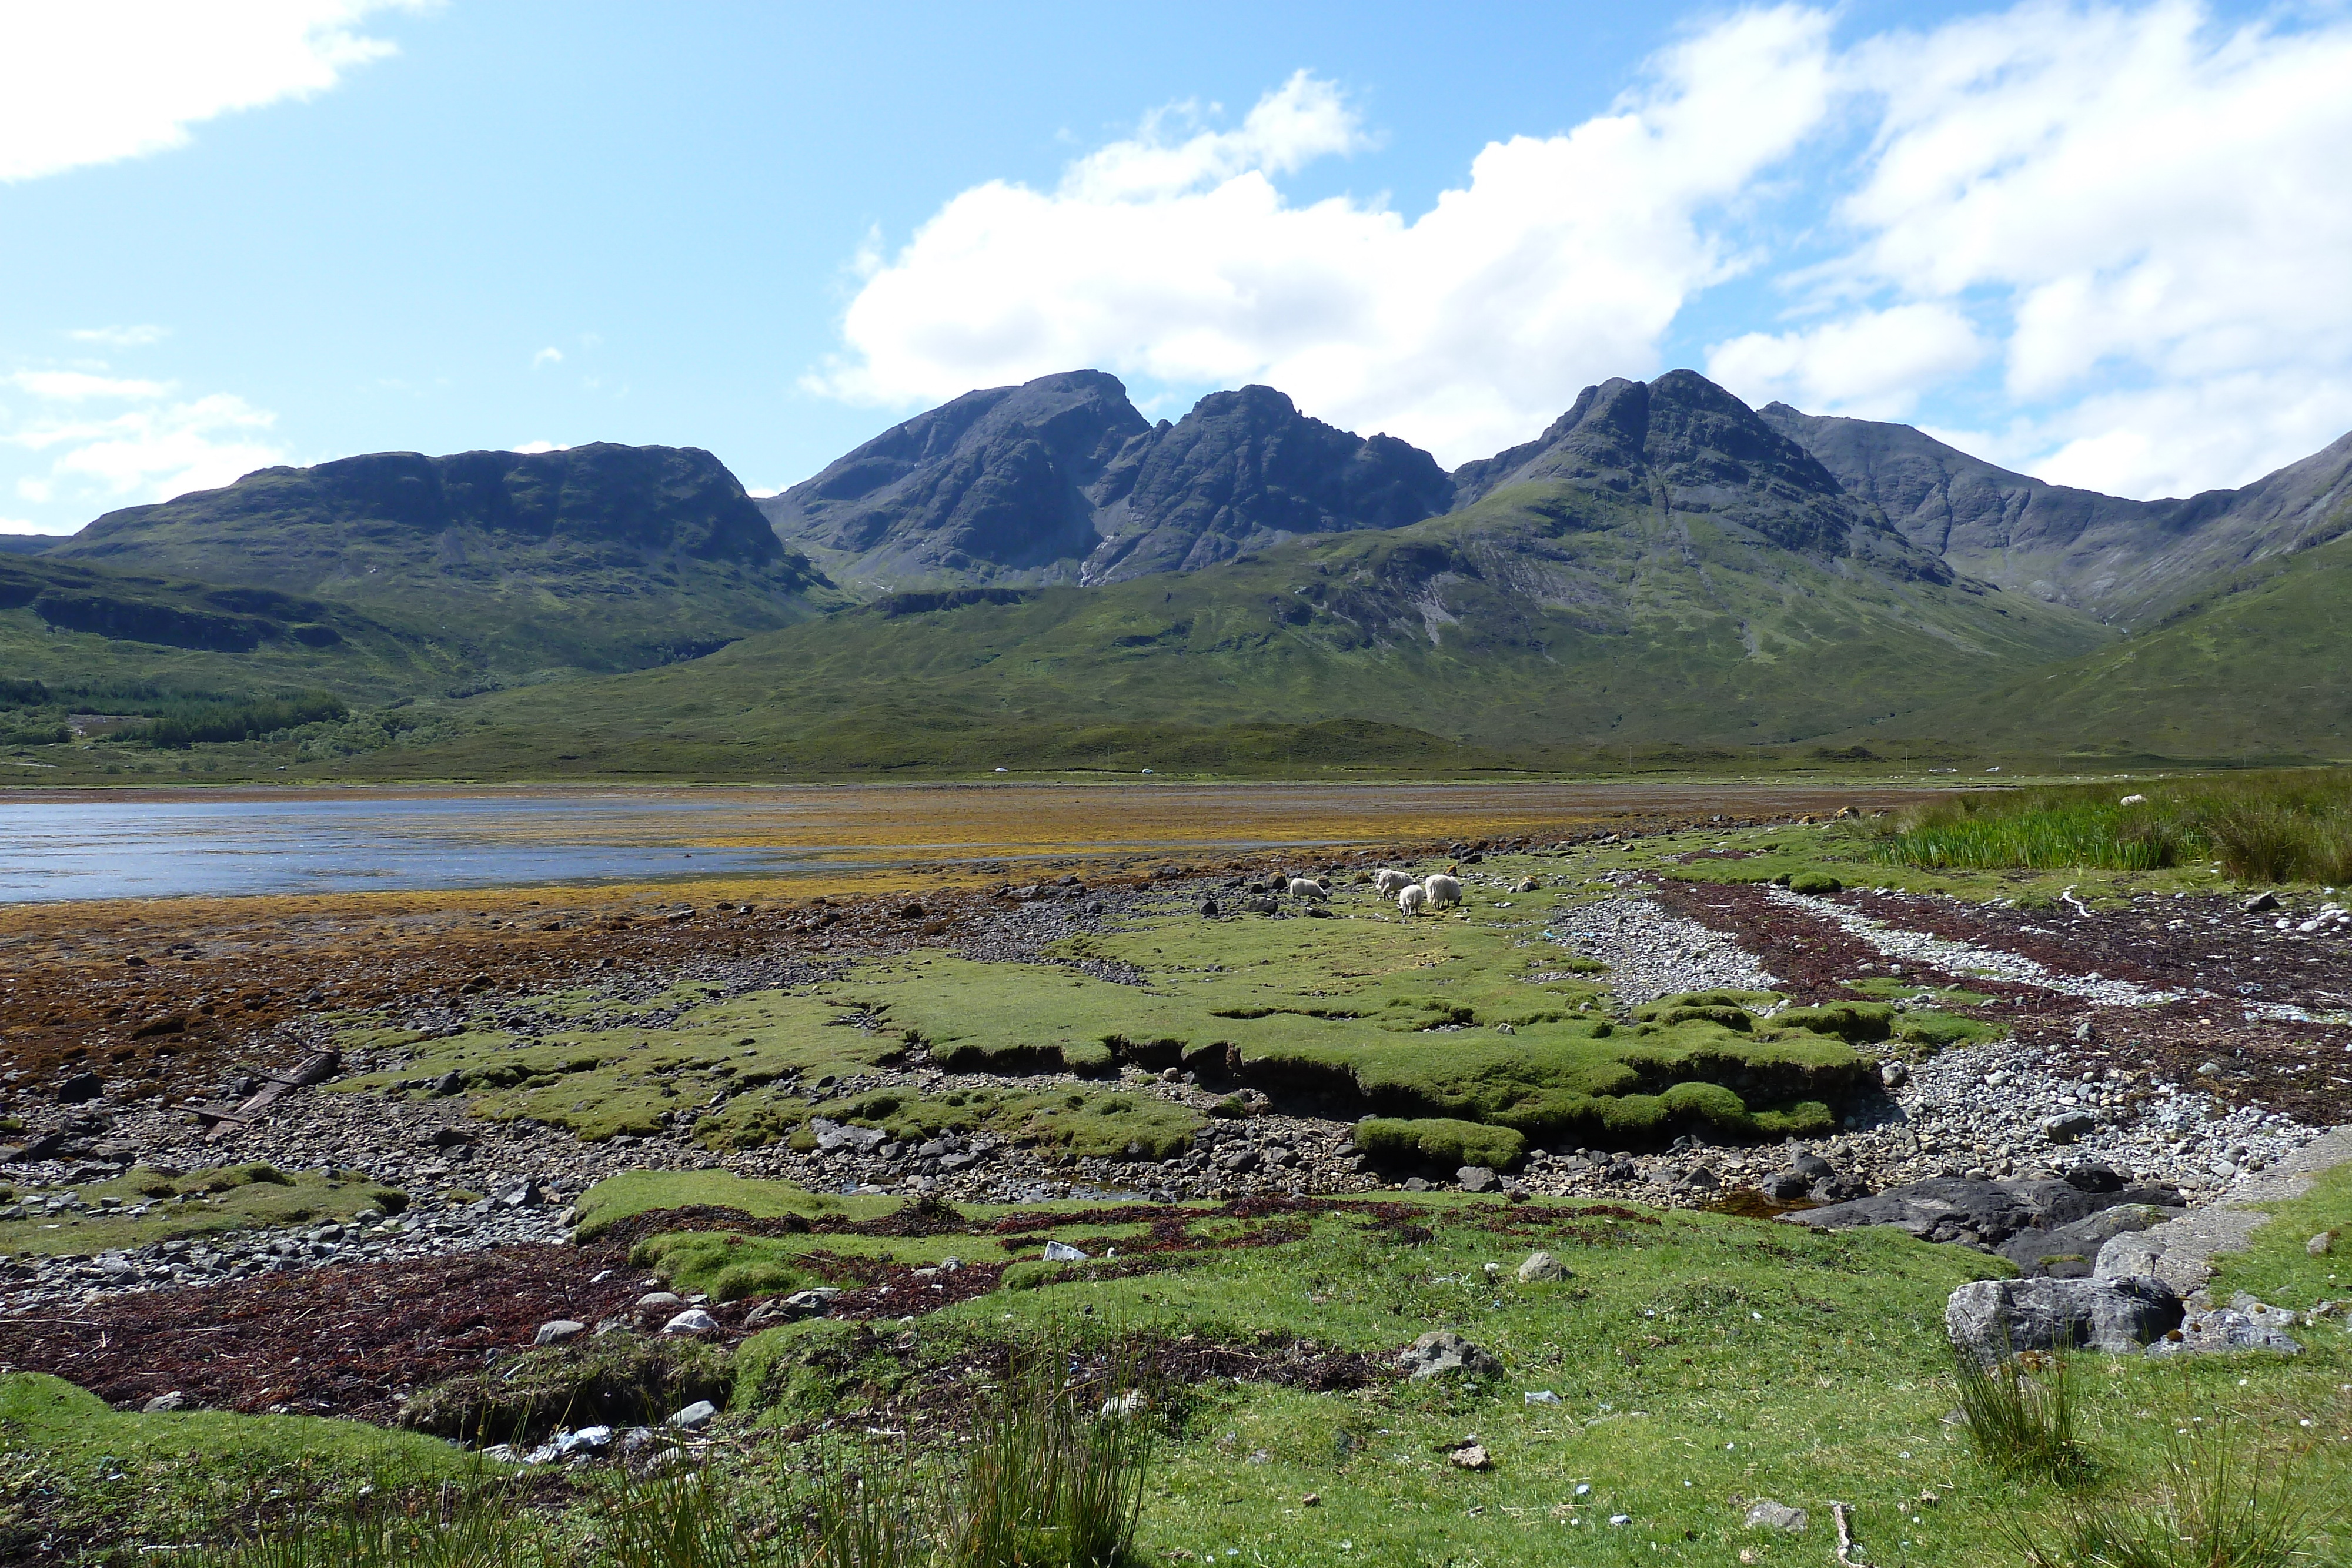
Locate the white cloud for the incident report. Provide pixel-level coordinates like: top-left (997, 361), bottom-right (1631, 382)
top-left (1, 375), bottom-right (285, 513)
top-left (6, 370), bottom-right (171, 402)
top-left (532, 347), bottom-right (564, 369)
top-left (1706, 304), bottom-right (1987, 418)
top-left (66, 324), bottom-right (168, 348)
top-left (513, 440), bottom-right (563, 454)
top-left (0, 1), bottom-right (422, 183)
top-left (808, 10), bottom-right (1840, 466)
top-left (1819, 1), bottom-right (2352, 494)
top-left (810, 2), bottom-right (2352, 499)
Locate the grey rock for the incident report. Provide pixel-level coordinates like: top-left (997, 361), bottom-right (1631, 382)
top-left (2243, 891), bottom-right (2281, 914)
top-left (142, 1390), bottom-right (186, 1413)
top-left (1745, 1499), bottom-right (1808, 1532)
top-left (1945, 1275), bottom-right (2183, 1361)
top-left (2310, 1230), bottom-right (2338, 1257)
top-left (667, 1400), bottom-right (718, 1430)
top-left (2146, 1308), bottom-right (2302, 1358)
top-left (534, 1319), bottom-right (587, 1346)
top-left (56, 1072), bottom-right (105, 1105)
top-left (1791, 1175), bottom-right (2181, 1249)
top-left (432, 1070), bottom-right (465, 1096)
top-left (1515, 1250), bottom-right (1565, 1283)
top-left (2000, 1205), bottom-right (2182, 1279)
top-left (1396, 1330), bottom-right (1501, 1380)
top-left (633, 1291), bottom-right (683, 1315)
top-left (2042, 1112), bottom-right (2097, 1145)
top-left (1043, 1240), bottom-right (1088, 1262)
top-left (1879, 1061), bottom-right (1910, 1088)
top-left (1456, 1166), bottom-right (1499, 1194)
top-left (662, 1308), bottom-right (720, 1336)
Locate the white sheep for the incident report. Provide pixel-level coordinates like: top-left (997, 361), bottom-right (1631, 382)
top-left (2119, 793), bottom-right (2148, 806)
top-left (1285, 877), bottom-right (1328, 901)
top-left (1422, 873), bottom-right (1462, 910)
top-left (1373, 868), bottom-right (1412, 897)
top-left (1396, 884), bottom-right (1429, 917)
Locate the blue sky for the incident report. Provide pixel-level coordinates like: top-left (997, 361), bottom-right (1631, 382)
top-left (4, 0), bottom-right (2347, 534)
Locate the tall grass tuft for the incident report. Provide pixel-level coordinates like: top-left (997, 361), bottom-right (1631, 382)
top-left (1876, 768), bottom-right (2352, 884)
top-left (1951, 1346), bottom-right (2084, 1483)
top-left (185, 1473), bottom-right (544, 1568)
top-left (946, 1343), bottom-right (1154, 1568)
top-left (2007, 1415), bottom-right (2326, 1568)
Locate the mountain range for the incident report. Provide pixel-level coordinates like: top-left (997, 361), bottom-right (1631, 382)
top-left (2, 366), bottom-right (2346, 773)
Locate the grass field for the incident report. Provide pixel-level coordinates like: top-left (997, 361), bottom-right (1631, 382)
top-left (13, 1168), bottom-right (2345, 1566)
top-left (1873, 769), bottom-right (2352, 885)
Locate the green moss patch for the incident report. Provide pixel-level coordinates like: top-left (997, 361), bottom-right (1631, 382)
top-left (1356, 1116), bottom-right (1528, 1172)
top-left (0, 1164), bottom-right (405, 1259)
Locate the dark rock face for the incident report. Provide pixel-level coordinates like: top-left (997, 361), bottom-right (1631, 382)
top-left (762, 373), bottom-right (1453, 589)
top-left (765, 371), bottom-right (1150, 580)
top-left (1759, 404), bottom-right (2352, 620)
top-left (1451, 371), bottom-right (1946, 576)
top-left (1084, 385), bottom-right (1453, 581)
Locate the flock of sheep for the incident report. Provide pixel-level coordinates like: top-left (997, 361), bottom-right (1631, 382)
top-left (1275, 868), bottom-right (1464, 918)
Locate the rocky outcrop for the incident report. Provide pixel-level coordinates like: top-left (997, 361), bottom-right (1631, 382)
top-left (1786, 1169), bottom-right (2183, 1250)
top-left (761, 373), bottom-right (1452, 589)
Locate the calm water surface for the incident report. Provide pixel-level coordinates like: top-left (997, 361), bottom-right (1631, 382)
top-left (0, 783), bottom-right (1929, 902)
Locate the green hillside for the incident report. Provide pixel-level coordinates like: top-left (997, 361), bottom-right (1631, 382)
top-left (1870, 529), bottom-right (2352, 760)
top-left (0, 551), bottom-right (469, 706)
top-left (327, 473), bottom-right (2112, 778)
top-left (46, 443), bottom-right (843, 680)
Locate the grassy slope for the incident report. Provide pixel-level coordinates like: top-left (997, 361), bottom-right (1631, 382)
top-left (325, 480), bottom-right (2112, 778)
top-left (0, 553), bottom-right (472, 706)
top-left (1869, 530), bottom-right (2352, 760)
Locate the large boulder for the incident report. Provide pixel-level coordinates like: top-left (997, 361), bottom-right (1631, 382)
top-left (1945, 1276), bottom-right (2183, 1362)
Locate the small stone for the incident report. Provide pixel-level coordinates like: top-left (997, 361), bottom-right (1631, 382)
top-left (1448, 1444), bottom-right (1492, 1470)
top-left (634, 1292), bottom-right (684, 1315)
top-left (534, 1319), bottom-right (587, 1346)
top-left (2310, 1231), bottom-right (2338, 1258)
top-left (667, 1400), bottom-right (717, 1430)
top-left (1043, 1240), bottom-right (1088, 1262)
top-left (1515, 1251), bottom-right (1565, 1283)
top-left (142, 1390), bottom-right (186, 1414)
top-left (1744, 1499), bottom-right (1807, 1532)
top-left (2243, 891), bottom-right (2281, 913)
top-left (1879, 1061), bottom-right (1909, 1088)
top-left (1301, 1493), bottom-right (1321, 1507)
top-left (662, 1308), bottom-right (719, 1336)
top-left (1523, 1389), bottom-right (1562, 1406)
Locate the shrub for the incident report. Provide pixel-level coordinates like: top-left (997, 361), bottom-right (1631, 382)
top-left (1355, 1116), bottom-right (1527, 1172)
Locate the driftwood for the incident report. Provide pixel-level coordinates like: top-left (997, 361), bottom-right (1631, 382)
top-left (191, 1051), bottom-right (339, 1142)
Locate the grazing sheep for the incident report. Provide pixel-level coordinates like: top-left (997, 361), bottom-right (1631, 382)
top-left (1423, 873), bottom-right (1462, 910)
top-left (1374, 868), bottom-right (1412, 897)
top-left (1286, 877), bottom-right (1328, 901)
top-left (1397, 884), bottom-right (1429, 917)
